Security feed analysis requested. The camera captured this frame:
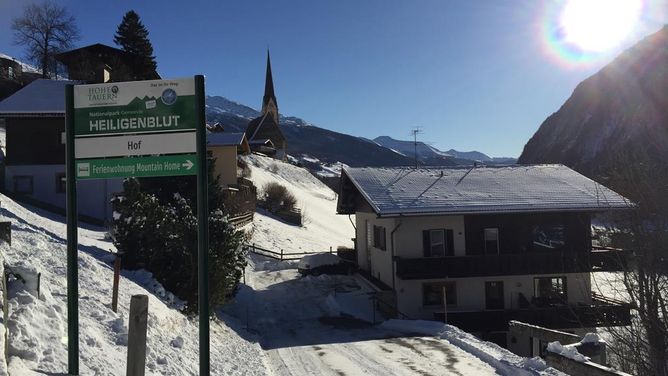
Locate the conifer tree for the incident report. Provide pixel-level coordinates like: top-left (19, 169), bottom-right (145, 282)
top-left (113, 10), bottom-right (158, 79)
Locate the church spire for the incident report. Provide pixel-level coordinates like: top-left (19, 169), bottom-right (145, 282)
top-left (262, 50), bottom-right (278, 122)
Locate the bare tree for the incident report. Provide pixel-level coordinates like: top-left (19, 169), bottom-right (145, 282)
top-left (594, 149), bottom-right (668, 376)
top-left (11, 1), bottom-right (80, 78)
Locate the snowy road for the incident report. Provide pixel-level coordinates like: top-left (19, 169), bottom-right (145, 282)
top-left (222, 255), bottom-right (501, 376)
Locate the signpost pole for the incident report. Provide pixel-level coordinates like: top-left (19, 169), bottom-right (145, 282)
top-left (65, 84), bottom-right (79, 375)
top-left (195, 75), bottom-right (210, 375)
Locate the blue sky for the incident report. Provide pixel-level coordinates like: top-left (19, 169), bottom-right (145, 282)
top-left (1, 0), bottom-right (666, 157)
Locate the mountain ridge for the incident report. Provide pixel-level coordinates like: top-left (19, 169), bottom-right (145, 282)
top-left (519, 25), bottom-right (668, 179)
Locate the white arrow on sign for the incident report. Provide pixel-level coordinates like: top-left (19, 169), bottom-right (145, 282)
top-left (182, 160), bottom-right (194, 170)
top-left (75, 131), bottom-right (196, 159)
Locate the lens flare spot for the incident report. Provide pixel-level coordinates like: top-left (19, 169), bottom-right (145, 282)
top-left (542, 0), bottom-right (646, 66)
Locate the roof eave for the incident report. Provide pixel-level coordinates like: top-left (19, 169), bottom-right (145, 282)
top-left (339, 167), bottom-right (383, 215)
top-left (0, 112), bottom-right (64, 118)
top-left (373, 205), bottom-right (632, 218)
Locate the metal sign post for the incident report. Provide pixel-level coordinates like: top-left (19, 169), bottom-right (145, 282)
top-left (66, 76), bottom-right (209, 375)
top-left (195, 75), bottom-right (210, 376)
top-left (65, 84), bottom-right (79, 376)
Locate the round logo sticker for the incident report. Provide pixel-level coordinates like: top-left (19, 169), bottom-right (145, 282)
top-left (111, 85), bottom-right (119, 94)
top-left (161, 88), bottom-right (177, 105)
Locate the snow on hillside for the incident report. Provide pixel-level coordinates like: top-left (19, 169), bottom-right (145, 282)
top-left (244, 154), bottom-right (353, 254)
top-left (0, 194), bottom-right (268, 375)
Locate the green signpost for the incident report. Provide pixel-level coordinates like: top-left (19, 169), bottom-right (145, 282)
top-left (66, 76), bottom-right (209, 375)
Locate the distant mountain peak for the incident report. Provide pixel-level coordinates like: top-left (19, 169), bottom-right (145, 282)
top-left (373, 136), bottom-right (516, 165)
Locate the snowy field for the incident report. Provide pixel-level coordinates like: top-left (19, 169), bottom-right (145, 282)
top-left (0, 194), bottom-right (268, 375)
top-left (244, 154), bottom-right (353, 254)
top-left (221, 254), bottom-right (566, 376)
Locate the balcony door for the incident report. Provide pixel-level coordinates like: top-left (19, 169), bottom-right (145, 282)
top-left (485, 281), bottom-right (504, 310)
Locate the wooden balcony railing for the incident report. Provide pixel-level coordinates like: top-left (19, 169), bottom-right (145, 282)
top-left (395, 251), bottom-right (591, 279)
top-left (434, 302), bottom-right (631, 332)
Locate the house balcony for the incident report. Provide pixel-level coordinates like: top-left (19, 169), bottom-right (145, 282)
top-left (433, 294), bottom-right (632, 332)
top-left (395, 251), bottom-right (591, 279)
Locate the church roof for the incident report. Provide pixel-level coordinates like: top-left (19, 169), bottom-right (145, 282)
top-left (246, 112), bottom-right (285, 144)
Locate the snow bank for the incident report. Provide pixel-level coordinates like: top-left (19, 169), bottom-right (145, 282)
top-left (381, 320), bottom-right (565, 376)
top-left (547, 341), bottom-right (588, 362)
top-left (297, 253), bottom-right (341, 270)
top-left (244, 154), bottom-right (353, 255)
top-left (0, 194), bottom-right (269, 375)
top-left (0, 245), bottom-right (7, 376)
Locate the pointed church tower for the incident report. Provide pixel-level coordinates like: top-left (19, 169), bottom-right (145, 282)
top-left (245, 50), bottom-right (287, 159)
top-left (261, 51), bottom-right (279, 123)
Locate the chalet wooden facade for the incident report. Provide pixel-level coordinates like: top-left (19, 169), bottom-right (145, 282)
top-left (337, 164), bottom-right (632, 347)
top-left (55, 43), bottom-right (159, 83)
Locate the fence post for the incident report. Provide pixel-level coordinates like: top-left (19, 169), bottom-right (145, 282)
top-left (330, 246), bottom-right (332, 254)
top-left (280, 249), bottom-right (283, 261)
top-left (372, 295), bottom-right (376, 324)
top-left (37, 273), bottom-right (41, 300)
top-left (126, 295), bottom-right (149, 376)
top-left (112, 255), bottom-right (121, 313)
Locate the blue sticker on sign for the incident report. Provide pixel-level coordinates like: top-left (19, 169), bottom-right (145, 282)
top-left (161, 88), bottom-right (177, 105)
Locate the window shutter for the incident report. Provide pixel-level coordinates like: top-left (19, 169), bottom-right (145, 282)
top-left (422, 230), bottom-right (430, 257)
top-left (446, 229), bottom-right (454, 256)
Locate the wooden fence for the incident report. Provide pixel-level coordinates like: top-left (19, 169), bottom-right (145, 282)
top-left (228, 212), bottom-right (254, 229)
top-left (244, 243), bottom-right (333, 261)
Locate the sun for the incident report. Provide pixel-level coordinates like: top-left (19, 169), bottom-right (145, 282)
top-left (559, 0), bottom-right (643, 52)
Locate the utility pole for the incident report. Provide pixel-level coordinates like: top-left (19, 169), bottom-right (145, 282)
top-left (410, 127), bottom-right (422, 169)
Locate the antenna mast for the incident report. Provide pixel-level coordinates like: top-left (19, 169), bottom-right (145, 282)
top-left (410, 127), bottom-right (423, 169)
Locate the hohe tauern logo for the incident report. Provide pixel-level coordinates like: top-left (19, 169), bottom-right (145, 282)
top-left (88, 85), bottom-right (119, 101)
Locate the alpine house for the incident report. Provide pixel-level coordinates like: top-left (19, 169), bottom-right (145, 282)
top-left (336, 164), bottom-right (633, 348)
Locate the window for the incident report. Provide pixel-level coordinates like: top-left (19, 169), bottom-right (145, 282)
top-left (423, 282), bottom-right (457, 306)
top-left (56, 173), bottom-right (66, 193)
top-left (422, 229), bottom-right (454, 257)
top-left (485, 281), bottom-right (505, 310)
top-left (531, 224), bottom-right (565, 251)
top-left (14, 176), bottom-right (33, 194)
top-left (533, 277), bottom-right (567, 305)
top-left (8, 66), bottom-right (14, 79)
top-left (484, 228), bottom-right (499, 254)
top-left (61, 132), bottom-right (66, 145)
top-left (373, 225), bottom-right (386, 250)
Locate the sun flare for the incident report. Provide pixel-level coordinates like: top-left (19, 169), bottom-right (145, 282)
top-left (560, 0), bottom-right (643, 52)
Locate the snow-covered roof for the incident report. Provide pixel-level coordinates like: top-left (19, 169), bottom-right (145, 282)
top-left (339, 164), bottom-right (631, 216)
top-left (207, 132), bottom-right (246, 147)
top-left (0, 79), bottom-right (77, 116)
top-left (249, 139), bottom-right (274, 146)
top-left (0, 53), bottom-right (40, 73)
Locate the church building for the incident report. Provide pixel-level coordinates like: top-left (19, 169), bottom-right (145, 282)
top-left (245, 51), bottom-right (287, 159)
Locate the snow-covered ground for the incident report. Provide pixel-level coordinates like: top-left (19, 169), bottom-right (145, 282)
top-left (221, 254), bottom-right (567, 376)
top-left (244, 154), bottom-right (353, 254)
top-left (0, 194), bottom-right (268, 375)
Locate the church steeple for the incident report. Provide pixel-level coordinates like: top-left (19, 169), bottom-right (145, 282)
top-left (261, 50), bottom-right (279, 122)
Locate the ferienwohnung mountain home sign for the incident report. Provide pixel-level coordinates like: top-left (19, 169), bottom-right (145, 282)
top-left (72, 78), bottom-right (198, 179)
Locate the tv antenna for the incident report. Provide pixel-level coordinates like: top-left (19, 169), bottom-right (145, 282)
top-left (410, 127), bottom-right (423, 169)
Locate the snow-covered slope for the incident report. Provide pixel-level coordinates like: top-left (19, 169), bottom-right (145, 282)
top-left (0, 195), bottom-right (268, 375)
top-left (244, 154), bottom-right (353, 254)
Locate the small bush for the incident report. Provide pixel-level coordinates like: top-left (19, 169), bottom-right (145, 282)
top-left (268, 163), bottom-right (279, 174)
top-left (237, 158), bottom-right (251, 178)
top-left (262, 182), bottom-right (297, 213)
